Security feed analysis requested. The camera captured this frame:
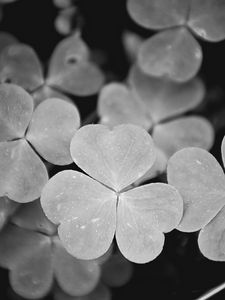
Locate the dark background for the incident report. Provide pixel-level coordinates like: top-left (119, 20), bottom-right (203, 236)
top-left (1, 1), bottom-right (225, 299)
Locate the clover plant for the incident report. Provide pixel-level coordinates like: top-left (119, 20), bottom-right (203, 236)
top-left (0, 1), bottom-right (225, 300)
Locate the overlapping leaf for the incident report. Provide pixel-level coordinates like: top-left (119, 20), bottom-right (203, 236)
top-left (41, 124), bottom-right (183, 263)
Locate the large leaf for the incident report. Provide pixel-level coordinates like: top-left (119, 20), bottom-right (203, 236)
top-left (116, 183), bottom-right (183, 263)
top-left (97, 83), bottom-right (151, 130)
top-left (138, 28), bottom-right (202, 82)
top-left (127, 0), bottom-right (189, 30)
top-left (26, 98), bottom-right (80, 165)
top-left (0, 139), bottom-right (48, 203)
top-left (70, 124), bottom-right (156, 192)
top-left (41, 170), bottom-right (117, 259)
top-left (167, 147), bottom-right (225, 232)
top-left (46, 34), bottom-right (104, 96)
top-left (0, 44), bottom-right (44, 91)
top-left (188, 0), bottom-right (225, 42)
top-left (53, 238), bottom-right (101, 296)
top-left (0, 84), bottom-right (33, 141)
top-left (153, 116), bottom-right (214, 158)
top-left (129, 65), bottom-right (205, 123)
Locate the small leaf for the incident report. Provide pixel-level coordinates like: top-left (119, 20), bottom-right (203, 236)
top-left (70, 124), bottom-right (156, 192)
top-left (0, 44), bottom-right (44, 91)
top-left (47, 34), bottom-right (104, 96)
top-left (0, 224), bottom-right (50, 269)
top-left (0, 139), bottom-right (48, 203)
top-left (0, 32), bottom-right (18, 54)
top-left (138, 28), bottom-right (202, 82)
top-left (11, 200), bottom-right (56, 236)
top-left (129, 65), bottom-right (205, 123)
top-left (188, 0), bottom-right (225, 42)
top-left (0, 84), bottom-right (34, 141)
top-left (0, 196), bottom-right (19, 230)
top-left (40, 170), bottom-right (117, 259)
top-left (221, 135), bottom-right (225, 169)
top-left (32, 85), bottom-right (73, 108)
top-left (53, 238), bottom-right (101, 296)
top-left (133, 148), bottom-right (168, 184)
top-left (167, 147), bottom-right (225, 232)
top-left (9, 235), bottom-right (53, 299)
top-left (116, 183), bottom-right (183, 263)
top-left (198, 206), bottom-right (225, 261)
top-left (54, 283), bottom-right (111, 300)
top-left (153, 116), bottom-right (215, 158)
top-left (127, 0), bottom-right (189, 30)
top-left (97, 83), bottom-right (151, 130)
top-left (26, 98), bottom-right (80, 165)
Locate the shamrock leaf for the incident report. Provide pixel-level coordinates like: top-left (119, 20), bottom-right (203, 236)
top-left (41, 124), bottom-right (183, 263)
top-left (0, 33), bottom-right (104, 105)
top-left (97, 66), bottom-right (214, 180)
top-left (0, 200), bottom-right (101, 298)
top-left (137, 27), bottom-right (202, 82)
top-left (0, 83), bottom-right (80, 202)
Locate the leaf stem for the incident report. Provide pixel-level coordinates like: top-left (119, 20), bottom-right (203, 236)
top-left (82, 110), bottom-right (98, 126)
top-left (195, 282), bottom-right (225, 300)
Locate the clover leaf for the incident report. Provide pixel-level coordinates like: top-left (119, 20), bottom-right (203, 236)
top-left (127, 0), bottom-right (225, 81)
top-left (0, 200), bottom-right (101, 299)
top-left (97, 66), bottom-right (214, 179)
top-left (0, 33), bottom-right (104, 105)
top-left (41, 124), bottom-right (183, 263)
top-left (0, 83), bottom-right (80, 202)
